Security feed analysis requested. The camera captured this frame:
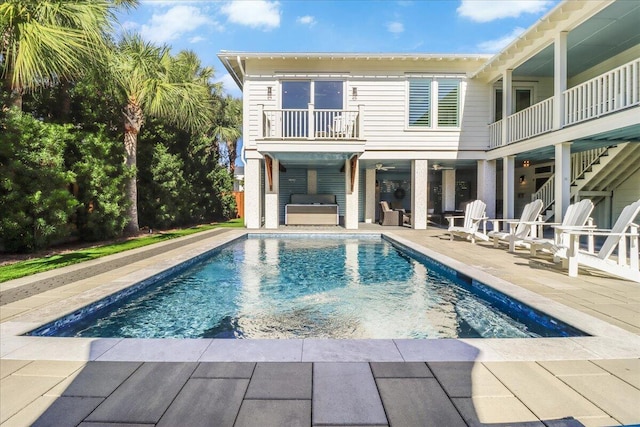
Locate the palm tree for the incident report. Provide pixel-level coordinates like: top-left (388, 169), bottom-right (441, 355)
top-left (212, 95), bottom-right (242, 172)
top-left (0, 0), bottom-right (137, 109)
top-left (109, 35), bottom-right (212, 234)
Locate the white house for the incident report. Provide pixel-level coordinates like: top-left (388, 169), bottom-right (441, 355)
top-left (219, 0), bottom-right (639, 230)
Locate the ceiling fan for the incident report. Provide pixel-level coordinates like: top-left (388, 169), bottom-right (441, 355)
top-left (375, 163), bottom-right (395, 171)
top-left (432, 163), bottom-right (454, 171)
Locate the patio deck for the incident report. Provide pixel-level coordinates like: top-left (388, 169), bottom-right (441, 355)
top-left (1, 226), bottom-right (639, 426)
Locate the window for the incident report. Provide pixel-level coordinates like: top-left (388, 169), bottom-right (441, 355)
top-left (408, 78), bottom-right (461, 128)
top-left (438, 80), bottom-right (460, 127)
top-left (408, 79), bottom-right (431, 127)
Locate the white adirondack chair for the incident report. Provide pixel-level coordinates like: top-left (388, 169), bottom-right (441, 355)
top-left (526, 199), bottom-right (595, 259)
top-left (561, 200), bottom-right (640, 282)
top-left (446, 200), bottom-right (489, 244)
top-left (488, 199), bottom-right (544, 252)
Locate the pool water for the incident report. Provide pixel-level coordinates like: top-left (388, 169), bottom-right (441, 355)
top-left (30, 235), bottom-right (585, 339)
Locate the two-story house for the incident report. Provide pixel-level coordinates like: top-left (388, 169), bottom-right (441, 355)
top-left (219, 0), bottom-right (639, 230)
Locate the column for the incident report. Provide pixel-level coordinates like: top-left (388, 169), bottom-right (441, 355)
top-left (244, 158), bottom-right (261, 229)
top-left (411, 159), bottom-right (428, 229)
top-left (364, 168), bottom-right (376, 224)
top-left (443, 169), bottom-right (456, 212)
top-left (553, 31), bottom-right (568, 130)
top-left (264, 158), bottom-right (279, 229)
top-left (502, 69), bottom-right (513, 144)
top-left (477, 160), bottom-right (497, 221)
top-left (344, 157), bottom-right (359, 229)
top-left (554, 142), bottom-right (571, 221)
top-left (503, 156), bottom-right (515, 220)
top-left (308, 169), bottom-right (317, 194)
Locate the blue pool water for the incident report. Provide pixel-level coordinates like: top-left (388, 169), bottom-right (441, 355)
top-left (29, 235), bottom-right (585, 339)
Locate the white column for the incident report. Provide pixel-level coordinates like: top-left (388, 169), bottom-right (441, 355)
top-left (477, 160), bottom-right (496, 221)
top-left (553, 31), bottom-right (568, 130)
top-left (443, 169), bottom-right (456, 211)
top-left (364, 168), bottom-right (376, 224)
top-left (264, 158), bottom-right (279, 229)
top-left (308, 169), bottom-right (317, 194)
top-left (503, 156), bottom-right (515, 219)
top-left (244, 158), bottom-right (261, 229)
top-left (344, 157), bottom-right (359, 229)
top-left (411, 160), bottom-right (428, 229)
top-left (554, 142), bottom-right (571, 221)
top-left (502, 69), bottom-right (513, 144)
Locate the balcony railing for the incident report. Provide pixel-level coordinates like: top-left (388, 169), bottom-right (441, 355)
top-left (506, 97), bottom-right (554, 144)
top-left (260, 105), bottom-right (362, 140)
top-left (564, 58), bottom-right (640, 126)
top-left (489, 58), bottom-right (640, 148)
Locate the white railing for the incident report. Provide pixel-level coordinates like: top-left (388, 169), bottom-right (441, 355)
top-left (564, 58), bottom-right (640, 126)
top-left (261, 105), bottom-right (361, 140)
top-left (488, 120), bottom-right (503, 148)
top-left (532, 146), bottom-right (609, 212)
top-left (506, 97), bottom-right (554, 144)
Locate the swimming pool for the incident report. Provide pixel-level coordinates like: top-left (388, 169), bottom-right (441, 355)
top-left (28, 234), bottom-right (585, 339)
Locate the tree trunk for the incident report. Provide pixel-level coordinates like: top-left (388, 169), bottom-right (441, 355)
top-left (123, 102), bottom-right (143, 235)
top-left (227, 139), bottom-right (237, 173)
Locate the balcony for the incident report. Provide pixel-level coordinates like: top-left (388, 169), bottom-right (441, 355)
top-left (489, 58), bottom-right (640, 148)
top-left (259, 105), bottom-right (363, 140)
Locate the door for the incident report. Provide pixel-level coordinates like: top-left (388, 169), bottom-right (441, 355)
top-left (282, 81), bottom-right (310, 137)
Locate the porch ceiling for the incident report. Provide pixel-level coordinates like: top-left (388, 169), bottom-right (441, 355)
top-left (514, 1), bottom-right (640, 78)
top-left (513, 123), bottom-right (640, 162)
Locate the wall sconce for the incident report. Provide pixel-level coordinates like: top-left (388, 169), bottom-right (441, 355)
top-left (352, 87), bottom-right (358, 100)
top-left (523, 160), bottom-right (530, 167)
top-left (519, 175), bottom-right (526, 184)
top-left (267, 87), bottom-right (272, 100)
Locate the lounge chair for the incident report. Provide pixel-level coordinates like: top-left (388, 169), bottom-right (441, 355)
top-left (487, 199), bottom-right (544, 252)
top-left (526, 199), bottom-right (595, 260)
top-left (379, 201), bottom-right (404, 226)
top-left (446, 200), bottom-right (489, 243)
top-left (561, 199), bottom-right (640, 282)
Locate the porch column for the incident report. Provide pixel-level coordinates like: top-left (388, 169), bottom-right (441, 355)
top-left (553, 31), bottom-right (568, 130)
top-left (554, 142), bottom-right (571, 221)
top-left (244, 157), bottom-right (262, 229)
top-left (443, 169), bottom-right (456, 211)
top-left (308, 169), bottom-right (317, 194)
top-left (264, 158), bottom-right (280, 229)
top-left (344, 157), bottom-right (359, 229)
top-left (503, 156), bottom-right (515, 220)
top-left (501, 69), bottom-right (513, 144)
top-left (364, 168), bottom-right (376, 223)
top-left (477, 160), bottom-right (496, 222)
top-left (411, 160), bottom-right (428, 230)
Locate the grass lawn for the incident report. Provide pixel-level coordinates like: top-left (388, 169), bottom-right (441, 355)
top-left (0, 219), bottom-right (243, 283)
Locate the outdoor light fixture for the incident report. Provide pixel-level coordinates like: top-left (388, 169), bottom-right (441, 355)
top-left (519, 175), bottom-right (526, 184)
top-left (267, 87), bottom-right (272, 100)
top-left (523, 160), bottom-right (530, 167)
top-left (352, 87), bottom-right (358, 100)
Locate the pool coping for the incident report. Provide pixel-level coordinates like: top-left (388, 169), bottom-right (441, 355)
top-left (2, 229), bottom-right (639, 363)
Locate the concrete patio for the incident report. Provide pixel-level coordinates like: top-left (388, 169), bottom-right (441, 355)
top-left (1, 226), bottom-right (639, 426)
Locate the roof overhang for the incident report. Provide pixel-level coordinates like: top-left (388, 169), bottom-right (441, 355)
top-left (217, 52), bottom-right (492, 90)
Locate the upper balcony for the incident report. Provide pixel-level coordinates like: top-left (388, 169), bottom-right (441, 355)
top-left (489, 58), bottom-right (640, 148)
top-left (258, 105), bottom-right (364, 141)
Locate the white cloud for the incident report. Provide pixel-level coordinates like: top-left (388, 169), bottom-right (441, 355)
top-left (477, 27), bottom-right (526, 52)
top-left (140, 5), bottom-right (215, 44)
top-left (120, 20), bottom-right (140, 32)
top-left (457, 0), bottom-right (553, 23)
top-left (387, 21), bottom-right (404, 34)
top-left (215, 73), bottom-right (243, 99)
top-left (189, 36), bottom-right (206, 43)
top-left (296, 15), bottom-right (316, 27)
top-left (220, 0), bottom-right (280, 30)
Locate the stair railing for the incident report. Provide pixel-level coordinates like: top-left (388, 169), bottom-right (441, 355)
top-left (532, 146), bottom-right (610, 214)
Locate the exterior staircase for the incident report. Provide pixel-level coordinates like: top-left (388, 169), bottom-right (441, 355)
top-left (532, 142), bottom-right (640, 221)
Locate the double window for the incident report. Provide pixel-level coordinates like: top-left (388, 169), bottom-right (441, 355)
top-left (408, 78), bottom-right (461, 129)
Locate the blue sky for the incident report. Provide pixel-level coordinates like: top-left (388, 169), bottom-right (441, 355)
top-left (116, 0), bottom-right (559, 98)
